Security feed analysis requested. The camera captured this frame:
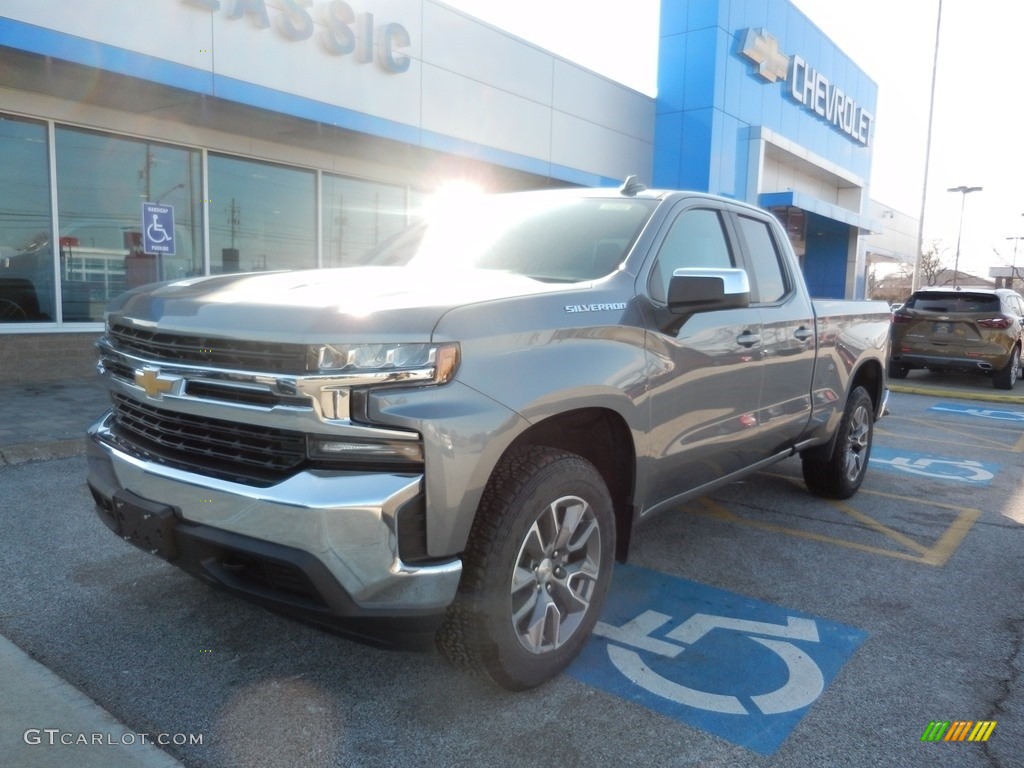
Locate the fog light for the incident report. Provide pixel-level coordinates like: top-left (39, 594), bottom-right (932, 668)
top-left (307, 436), bottom-right (424, 464)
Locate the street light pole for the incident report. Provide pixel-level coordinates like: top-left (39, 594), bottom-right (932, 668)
top-left (912, 0), bottom-right (943, 293)
top-left (947, 185), bottom-right (982, 288)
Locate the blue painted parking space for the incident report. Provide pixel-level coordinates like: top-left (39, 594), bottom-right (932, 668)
top-left (928, 402), bottom-right (1024, 423)
top-left (870, 446), bottom-right (999, 485)
top-left (567, 564), bottom-right (867, 755)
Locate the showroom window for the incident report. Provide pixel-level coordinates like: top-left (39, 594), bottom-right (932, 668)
top-left (1, 113), bottom-right (414, 331)
top-left (55, 127), bottom-right (203, 322)
top-left (322, 174), bottom-right (407, 267)
top-left (208, 154), bottom-right (315, 273)
top-left (0, 115), bottom-right (54, 323)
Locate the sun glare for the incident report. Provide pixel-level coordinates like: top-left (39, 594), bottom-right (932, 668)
top-left (420, 181), bottom-right (486, 220)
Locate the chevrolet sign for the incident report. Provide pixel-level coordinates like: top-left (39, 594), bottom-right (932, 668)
top-left (740, 28), bottom-right (873, 146)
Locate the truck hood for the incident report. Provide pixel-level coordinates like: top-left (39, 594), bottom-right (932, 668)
top-left (108, 266), bottom-right (572, 341)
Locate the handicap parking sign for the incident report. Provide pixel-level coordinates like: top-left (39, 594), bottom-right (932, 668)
top-left (567, 564), bottom-right (867, 755)
top-left (142, 202), bottom-right (176, 255)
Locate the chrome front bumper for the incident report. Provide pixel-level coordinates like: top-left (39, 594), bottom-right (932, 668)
top-left (86, 411), bottom-right (461, 617)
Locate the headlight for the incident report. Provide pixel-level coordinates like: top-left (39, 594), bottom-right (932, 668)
top-left (310, 342), bottom-right (459, 384)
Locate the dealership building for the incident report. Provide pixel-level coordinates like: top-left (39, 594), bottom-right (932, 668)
top-left (0, 0), bottom-right (904, 382)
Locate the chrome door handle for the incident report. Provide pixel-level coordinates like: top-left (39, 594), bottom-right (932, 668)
top-left (737, 331), bottom-right (761, 348)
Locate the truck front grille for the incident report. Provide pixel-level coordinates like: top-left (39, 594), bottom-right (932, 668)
top-left (109, 322), bottom-right (308, 373)
top-left (109, 393), bottom-right (307, 486)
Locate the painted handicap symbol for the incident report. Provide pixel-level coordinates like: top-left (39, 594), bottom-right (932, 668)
top-left (568, 566), bottom-right (867, 754)
top-left (871, 455), bottom-right (993, 483)
top-left (931, 404), bottom-right (1024, 422)
top-left (593, 610), bottom-right (824, 715)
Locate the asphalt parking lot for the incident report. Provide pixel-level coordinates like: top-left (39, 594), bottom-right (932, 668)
top-left (1, 378), bottom-right (1023, 767)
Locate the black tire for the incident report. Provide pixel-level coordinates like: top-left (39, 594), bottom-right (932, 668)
top-left (888, 361), bottom-right (909, 379)
top-left (993, 346), bottom-right (1020, 390)
top-left (802, 386), bottom-right (874, 499)
top-left (436, 445), bottom-right (615, 690)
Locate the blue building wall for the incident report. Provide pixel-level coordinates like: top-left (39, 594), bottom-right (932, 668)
top-left (654, 0), bottom-right (877, 300)
top-left (802, 213), bottom-right (851, 298)
top-left (655, 0), bottom-right (877, 197)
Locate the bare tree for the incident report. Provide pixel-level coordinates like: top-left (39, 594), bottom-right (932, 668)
top-left (918, 239), bottom-right (946, 287)
top-left (867, 266), bottom-right (879, 298)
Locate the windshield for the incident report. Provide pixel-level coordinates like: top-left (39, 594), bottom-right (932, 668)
top-left (355, 194), bottom-right (657, 282)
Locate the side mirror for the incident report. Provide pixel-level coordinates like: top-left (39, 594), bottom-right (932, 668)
top-left (667, 268), bottom-right (751, 314)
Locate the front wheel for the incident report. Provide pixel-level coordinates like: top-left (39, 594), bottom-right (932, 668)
top-left (436, 446), bottom-right (615, 690)
top-left (802, 386), bottom-right (874, 499)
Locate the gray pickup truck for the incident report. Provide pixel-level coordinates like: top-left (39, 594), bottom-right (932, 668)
top-left (87, 183), bottom-right (890, 689)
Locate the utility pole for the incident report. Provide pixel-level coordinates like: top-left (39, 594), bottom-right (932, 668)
top-left (1006, 234), bottom-right (1024, 288)
top-left (227, 198), bottom-right (240, 249)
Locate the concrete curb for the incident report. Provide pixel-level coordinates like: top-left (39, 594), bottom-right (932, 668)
top-left (0, 438), bottom-right (87, 467)
top-left (888, 382), bottom-right (1024, 405)
top-left (0, 636), bottom-right (185, 768)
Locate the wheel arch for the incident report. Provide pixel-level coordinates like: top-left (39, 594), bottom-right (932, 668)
top-left (851, 358), bottom-right (886, 418)
top-left (803, 359), bottom-right (885, 463)
top-left (503, 407), bottom-right (637, 562)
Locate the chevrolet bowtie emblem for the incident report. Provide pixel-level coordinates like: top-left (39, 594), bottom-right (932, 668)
top-left (134, 367), bottom-right (180, 399)
top-left (740, 28), bottom-right (790, 83)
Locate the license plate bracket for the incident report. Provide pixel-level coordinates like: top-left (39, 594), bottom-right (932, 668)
top-left (112, 490), bottom-right (179, 560)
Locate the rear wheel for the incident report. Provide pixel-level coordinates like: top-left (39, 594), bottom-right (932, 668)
top-left (993, 346), bottom-right (1020, 390)
top-left (888, 361), bottom-right (909, 379)
top-left (802, 386), bottom-right (874, 499)
top-left (436, 446), bottom-right (614, 690)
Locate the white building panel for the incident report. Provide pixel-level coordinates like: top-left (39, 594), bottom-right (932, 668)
top-left (552, 60), bottom-right (654, 143)
top-left (421, 64), bottom-right (552, 160)
top-left (551, 112), bottom-right (653, 182)
top-left (3, 0), bottom-right (215, 70)
top-left (1, 0), bottom-right (655, 184)
top-left (422, 2), bottom-right (553, 105)
top-left (209, 3), bottom-right (424, 128)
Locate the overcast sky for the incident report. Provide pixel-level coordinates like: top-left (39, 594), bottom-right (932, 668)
top-left (443, 0), bottom-right (1024, 277)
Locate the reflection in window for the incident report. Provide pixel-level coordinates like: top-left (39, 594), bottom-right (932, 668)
top-left (738, 215), bottom-right (789, 304)
top-left (650, 208), bottom-right (733, 303)
top-left (322, 174), bottom-right (406, 267)
top-left (358, 196), bottom-right (655, 281)
top-left (0, 115), bottom-right (54, 322)
top-left (55, 127), bottom-right (203, 322)
top-left (208, 155), bottom-right (314, 274)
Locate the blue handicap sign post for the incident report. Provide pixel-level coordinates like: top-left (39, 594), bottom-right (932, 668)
top-left (568, 564), bottom-right (867, 755)
top-left (142, 202), bottom-right (176, 256)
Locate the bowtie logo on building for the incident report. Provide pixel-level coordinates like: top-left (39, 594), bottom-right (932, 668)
top-left (741, 28), bottom-right (790, 83)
